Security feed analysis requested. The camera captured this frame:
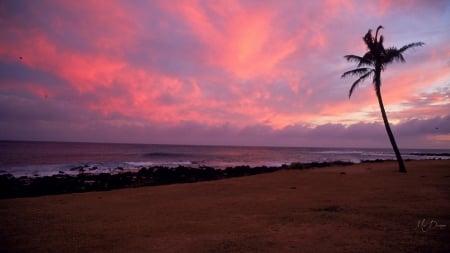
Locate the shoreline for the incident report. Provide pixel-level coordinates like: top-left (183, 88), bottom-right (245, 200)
top-left (2, 141), bottom-right (449, 178)
top-left (1, 158), bottom-right (447, 199)
top-left (1, 160), bottom-right (357, 198)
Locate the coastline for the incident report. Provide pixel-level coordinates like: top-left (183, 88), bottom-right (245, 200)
top-left (1, 158), bottom-right (450, 198)
top-left (1, 160), bottom-right (356, 198)
top-left (2, 141), bottom-right (449, 179)
top-left (1, 159), bottom-right (449, 252)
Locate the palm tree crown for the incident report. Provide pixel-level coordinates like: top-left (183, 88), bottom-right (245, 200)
top-left (342, 25), bottom-right (424, 97)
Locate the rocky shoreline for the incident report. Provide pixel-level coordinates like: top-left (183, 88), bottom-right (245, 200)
top-left (0, 161), bottom-right (356, 198)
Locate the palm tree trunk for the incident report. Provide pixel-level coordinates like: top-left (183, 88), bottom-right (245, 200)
top-left (375, 84), bottom-right (407, 173)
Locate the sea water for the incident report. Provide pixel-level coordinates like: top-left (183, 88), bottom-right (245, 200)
top-left (0, 141), bottom-right (448, 178)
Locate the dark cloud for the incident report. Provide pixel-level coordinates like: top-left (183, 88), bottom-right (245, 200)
top-left (2, 113), bottom-right (448, 148)
top-left (0, 61), bottom-right (67, 87)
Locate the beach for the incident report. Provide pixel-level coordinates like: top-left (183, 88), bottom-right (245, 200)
top-left (1, 160), bottom-right (449, 252)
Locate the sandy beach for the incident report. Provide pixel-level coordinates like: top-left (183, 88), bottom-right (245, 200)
top-left (1, 160), bottom-right (449, 252)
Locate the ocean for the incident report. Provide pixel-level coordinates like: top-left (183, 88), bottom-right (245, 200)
top-left (0, 141), bottom-right (448, 178)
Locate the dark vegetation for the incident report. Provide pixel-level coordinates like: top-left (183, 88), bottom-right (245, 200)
top-left (0, 161), bottom-right (354, 199)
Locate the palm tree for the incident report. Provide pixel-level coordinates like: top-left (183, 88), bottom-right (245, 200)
top-left (342, 26), bottom-right (424, 173)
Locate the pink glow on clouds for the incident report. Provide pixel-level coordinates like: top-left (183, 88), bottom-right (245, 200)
top-left (165, 0), bottom-right (301, 79)
top-left (0, 0), bottom-right (449, 148)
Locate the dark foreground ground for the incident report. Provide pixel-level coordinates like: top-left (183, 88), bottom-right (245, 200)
top-left (0, 160), bottom-right (449, 253)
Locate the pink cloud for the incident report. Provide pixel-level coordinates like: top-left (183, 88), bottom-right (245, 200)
top-left (0, 0), bottom-right (449, 147)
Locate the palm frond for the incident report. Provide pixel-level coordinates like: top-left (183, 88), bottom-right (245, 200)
top-left (344, 53), bottom-right (373, 68)
top-left (344, 55), bottom-right (363, 63)
top-left (363, 29), bottom-right (375, 51)
top-left (399, 42), bottom-right (425, 53)
top-left (381, 42), bottom-right (424, 65)
top-left (348, 69), bottom-right (374, 98)
top-left (360, 51), bottom-right (375, 66)
top-left (374, 25), bottom-right (383, 43)
top-left (341, 67), bottom-right (373, 79)
top-left (384, 48), bottom-right (405, 63)
top-left (379, 35), bottom-right (384, 43)
top-left (344, 55), bottom-right (372, 67)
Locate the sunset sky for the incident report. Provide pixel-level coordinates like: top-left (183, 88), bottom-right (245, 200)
top-left (1, 0), bottom-right (449, 148)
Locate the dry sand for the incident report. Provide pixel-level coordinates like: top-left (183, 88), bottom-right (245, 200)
top-left (1, 160), bottom-right (449, 253)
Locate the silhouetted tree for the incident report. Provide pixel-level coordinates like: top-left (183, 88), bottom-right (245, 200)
top-left (342, 26), bottom-right (424, 173)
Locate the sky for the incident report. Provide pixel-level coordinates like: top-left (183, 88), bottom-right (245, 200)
top-left (0, 0), bottom-right (449, 149)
